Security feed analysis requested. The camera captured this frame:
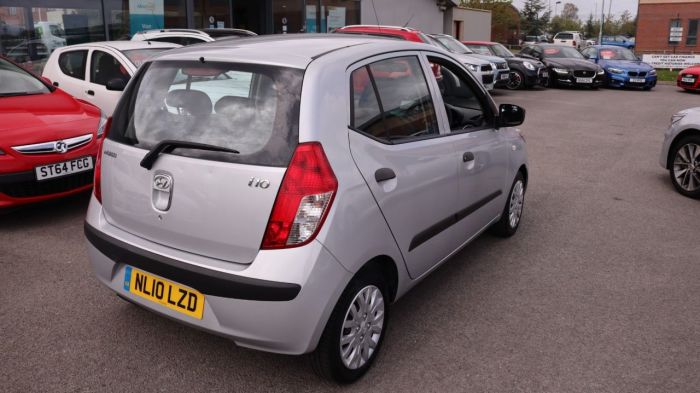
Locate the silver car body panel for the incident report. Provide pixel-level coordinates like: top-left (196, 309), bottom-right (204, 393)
top-left (660, 107), bottom-right (700, 169)
top-left (85, 35), bottom-right (528, 354)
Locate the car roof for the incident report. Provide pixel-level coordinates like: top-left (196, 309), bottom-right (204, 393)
top-left (151, 34), bottom-right (435, 69)
top-left (592, 45), bottom-right (630, 50)
top-left (59, 40), bottom-right (180, 51)
top-left (462, 41), bottom-right (496, 45)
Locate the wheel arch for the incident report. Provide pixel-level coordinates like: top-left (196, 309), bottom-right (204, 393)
top-left (356, 255), bottom-right (399, 303)
top-left (518, 164), bottom-right (529, 186)
top-left (667, 128), bottom-right (700, 169)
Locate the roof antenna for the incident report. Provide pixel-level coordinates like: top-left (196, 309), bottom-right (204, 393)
top-left (403, 14), bottom-right (415, 28)
top-left (371, 0), bottom-right (381, 31)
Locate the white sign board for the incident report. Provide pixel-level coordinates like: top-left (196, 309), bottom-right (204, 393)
top-left (669, 26), bottom-right (683, 42)
top-left (642, 54), bottom-right (700, 69)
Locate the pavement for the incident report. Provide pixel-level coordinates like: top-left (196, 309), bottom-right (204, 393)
top-left (2, 84), bottom-right (699, 393)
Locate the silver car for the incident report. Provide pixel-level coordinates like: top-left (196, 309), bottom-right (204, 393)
top-left (428, 33), bottom-right (510, 87)
top-left (85, 35), bottom-right (529, 383)
top-left (660, 107), bottom-right (700, 198)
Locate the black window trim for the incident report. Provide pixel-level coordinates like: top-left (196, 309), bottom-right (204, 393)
top-left (348, 54), bottom-right (441, 145)
top-left (58, 49), bottom-right (88, 81)
top-left (426, 54), bottom-right (497, 135)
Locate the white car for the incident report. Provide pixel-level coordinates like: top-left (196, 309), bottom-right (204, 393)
top-left (42, 41), bottom-right (180, 115)
top-left (553, 31), bottom-right (584, 50)
top-left (131, 28), bottom-right (256, 46)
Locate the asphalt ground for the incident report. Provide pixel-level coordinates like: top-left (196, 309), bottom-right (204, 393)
top-left (2, 84), bottom-right (699, 393)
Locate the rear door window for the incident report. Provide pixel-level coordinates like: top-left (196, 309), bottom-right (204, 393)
top-left (109, 61), bottom-right (303, 167)
top-left (58, 50), bottom-right (87, 80)
top-left (350, 56), bottom-right (439, 143)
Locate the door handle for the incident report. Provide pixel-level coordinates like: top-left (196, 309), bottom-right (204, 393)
top-left (375, 168), bottom-right (396, 183)
top-left (86, 90), bottom-right (95, 96)
top-left (53, 82), bottom-right (59, 87)
top-left (463, 152), bottom-right (475, 162)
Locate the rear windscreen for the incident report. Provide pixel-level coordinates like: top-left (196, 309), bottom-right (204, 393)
top-left (555, 33), bottom-right (574, 40)
top-left (109, 61), bottom-right (303, 167)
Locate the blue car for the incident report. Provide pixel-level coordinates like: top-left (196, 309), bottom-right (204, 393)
top-left (581, 45), bottom-right (657, 90)
top-left (601, 35), bottom-right (635, 49)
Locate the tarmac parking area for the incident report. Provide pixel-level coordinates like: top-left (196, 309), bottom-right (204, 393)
top-left (2, 84), bottom-right (699, 393)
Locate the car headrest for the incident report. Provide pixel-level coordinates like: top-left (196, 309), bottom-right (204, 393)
top-left (165, 89), bottom-right (212, 116)
top-left (214, 95), bottom-right (253, 114)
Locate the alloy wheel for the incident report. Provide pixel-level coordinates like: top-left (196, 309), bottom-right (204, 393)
top-left (506, 71), bottom-right (523, 90)
top-left (509, 180), bottom-right (525, 228)
top-left (673, 143), bottom-right (700, 192)
top-left (339, 285), bottom-right (385, 370)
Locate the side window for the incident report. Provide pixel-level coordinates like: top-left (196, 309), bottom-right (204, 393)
top-left (350, 56), bottom-right (439, 143)
top-left (428, 56), bottom-right (488, 132)
top-left (90, 50), bottom-right (129, 86)
top-left (520, 46), bottom-right (532, 56)
top-left (58, 50), bottom-right (88, 80)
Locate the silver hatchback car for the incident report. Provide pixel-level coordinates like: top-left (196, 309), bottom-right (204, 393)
top-left (85, 35), bottom-right (529, 383)
top-left (660, 107), bottom-right (700, 198)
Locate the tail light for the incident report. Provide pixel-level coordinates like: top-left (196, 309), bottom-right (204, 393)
top-left (572, 41), bottom-right (576, 47)
top-left (93, 117), bottom-right (112, 203)
top-left (261, 142), bottom-right (337, 249)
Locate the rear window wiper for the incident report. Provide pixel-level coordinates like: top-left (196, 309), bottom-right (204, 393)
top-left (140, 139), bottom-right (240, 169)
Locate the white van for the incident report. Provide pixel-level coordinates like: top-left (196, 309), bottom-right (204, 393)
top-left (553, 31), bottom-right (583, 50)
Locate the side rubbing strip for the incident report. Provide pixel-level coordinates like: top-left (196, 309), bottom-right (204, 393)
top-left (408, 190), bottom-right (502, 252)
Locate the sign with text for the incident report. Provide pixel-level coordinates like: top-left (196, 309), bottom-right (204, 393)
top-left (642, 54), bottom-right (700, 69)
top-left (669, 26), bottom-right (683, 42)
top-left (129, 0), bottom-right (164, 35)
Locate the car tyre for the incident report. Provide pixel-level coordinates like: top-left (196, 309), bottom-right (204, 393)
top-left (491, 171), bottom-right (526, 237)
top-left (669, 136), bottom-right (700, 199)
top-left (311, 268), bottom-right (389, 384)
top-left (506, 70), bottom-right (525, 90)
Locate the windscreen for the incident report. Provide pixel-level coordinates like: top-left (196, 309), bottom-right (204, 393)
top-left (122, 48), bottom-right (174, 67)
top-left (0, 58), bottom-right (50, 96)
top-left (467, 45), bottom-right (492, 55)
top-left (434, 36), bottom-right (472, 54)
top-left (599, 47), bottom-right (637, 61)
top-left (492, 44), bottom-right (514, 58)
top-left (543, 46), bottom-right (584, 59)
top-left (109, 61), bottom-right (303, 167)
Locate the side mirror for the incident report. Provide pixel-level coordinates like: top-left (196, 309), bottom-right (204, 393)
top-left (499, 104), bottom-right (525, 128)
top-left (106, 78), bottom-right (127, 91)
top-left (583, 54), bottom-right (590, 59)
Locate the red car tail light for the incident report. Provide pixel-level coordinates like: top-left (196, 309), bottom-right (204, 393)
top-left (93, 117), bottom-right (112, 203)
top-left (261, 142), bottom-right (338, 249)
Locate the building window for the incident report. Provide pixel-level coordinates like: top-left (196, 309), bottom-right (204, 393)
top-left (688, 19), bottom-right (698, 46)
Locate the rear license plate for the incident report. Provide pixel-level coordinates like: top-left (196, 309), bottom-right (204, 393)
top-left (682, 77), bottom-right (695, 83)
top-left (630, 78), bottom-right (645, 83)
top-left (124, 266), bottom-right (205, 319)
top-left (500, 73), bottom-right (510, 80)
top-left (576, 77), bottom-right (593, 84)
top-left (35, 156), bottom-right (93, 181)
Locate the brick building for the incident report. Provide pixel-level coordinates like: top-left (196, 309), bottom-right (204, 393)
top-left (637, 0), bottom-right (700, 53)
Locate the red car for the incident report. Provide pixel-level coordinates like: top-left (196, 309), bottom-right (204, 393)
top-left (334, 25), bottom-right (427, 42)
top-left (0, 56), bottom-right (104, 208)
top-left (677, 65), bottom-right (700, 92)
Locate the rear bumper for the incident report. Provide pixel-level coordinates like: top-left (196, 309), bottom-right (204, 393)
top-left (494, 68), bottom-right (511, 86)
top-left (84, 198), bottom-right (351, 355)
